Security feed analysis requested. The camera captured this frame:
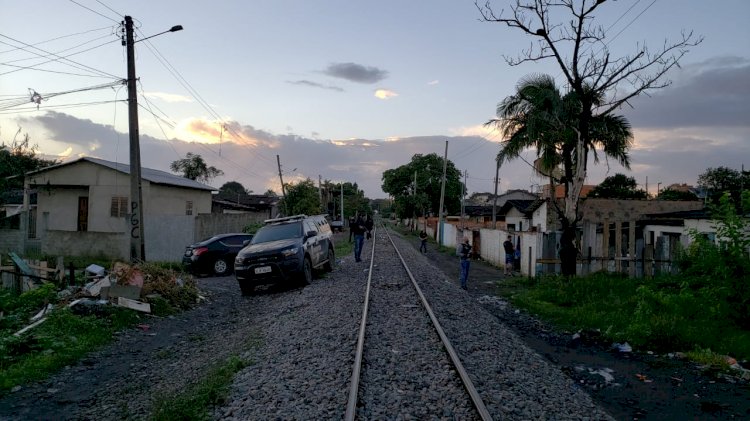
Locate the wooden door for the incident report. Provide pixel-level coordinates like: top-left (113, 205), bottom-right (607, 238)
top-left (77, 197), bottom-right (88, 231)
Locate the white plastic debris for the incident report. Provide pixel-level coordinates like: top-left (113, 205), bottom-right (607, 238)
top-left (613, 342), bottom-right (632, 353)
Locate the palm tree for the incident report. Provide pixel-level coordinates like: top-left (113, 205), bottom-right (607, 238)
top-left (487, 74), bottom-right (634, 275)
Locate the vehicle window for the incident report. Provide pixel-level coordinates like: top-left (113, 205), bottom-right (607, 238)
top-left (222, 235), bottom-right (251, 246)
top-left (252, 222), bottom-right (302, 244)
top-left (304, 220), bottom-right (317, 234)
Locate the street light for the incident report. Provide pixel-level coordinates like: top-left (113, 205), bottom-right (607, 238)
top-left (123, 16), bottom-right (182, 262)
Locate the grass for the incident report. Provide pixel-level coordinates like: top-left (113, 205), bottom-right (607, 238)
top-left (334, 236), bottom-right (353, 259)
top-left (498, 272), bottom-right (750, 362)
top-left (0, 307), bottom-right (141, 392)
top-left (151, 350), bottom-right (256, 421)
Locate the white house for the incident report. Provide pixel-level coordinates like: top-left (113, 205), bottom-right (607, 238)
top-left (23, 157), bottom-right (215, 261)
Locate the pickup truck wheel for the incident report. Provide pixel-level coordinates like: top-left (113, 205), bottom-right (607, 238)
top-left (300, 257), bottom-right (313, 285)
top-left (323, 247), bottom-right (334, 272)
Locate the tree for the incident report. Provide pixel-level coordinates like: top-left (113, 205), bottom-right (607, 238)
top-left (478, 0), bottom-right (701, 275)
top-left (657, 188), bottom-right (698, 201)
top-left (218, 181), bottom-right (249, 201)
top-left (170, 152), bottom-right (224, 183)
top-left (698, 167), bottom-right (749, 210)
top-left (382, 153), bottom-right (462, 219)
top-left (0, 131), bottom-right (57, 204)
top-left (588, 174), bottom-right (647, 199)
top-left (279, 178), bottom-right (324, 216)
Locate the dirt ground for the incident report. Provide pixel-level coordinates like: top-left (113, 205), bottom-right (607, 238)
top-left (397, 228), bottom-right (750, 420)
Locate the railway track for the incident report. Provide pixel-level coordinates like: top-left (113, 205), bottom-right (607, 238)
top-left (345, 224), bottom-right (492, 420)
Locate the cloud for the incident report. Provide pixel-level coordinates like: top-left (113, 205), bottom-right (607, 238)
top-left (622, 57), bottom-right (750, 129)
top-left (143, 91), bottom-right (193, 103)
top-left (286, 80), bottom-right (344, 92)
top-left (374, 89), bottom-right (398, 100)
top-left (323, 62), bottom-right (388, 84)
top-left (428, 80), bottom-right (439, 85)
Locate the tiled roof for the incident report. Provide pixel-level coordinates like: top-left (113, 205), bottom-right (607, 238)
top-left (25, 157), bottom-right (216, 191)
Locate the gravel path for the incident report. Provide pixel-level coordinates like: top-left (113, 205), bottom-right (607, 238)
top-left (0, 229), bottom-right (612, 420)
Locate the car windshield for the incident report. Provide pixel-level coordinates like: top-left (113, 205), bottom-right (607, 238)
top-left (251, 222), bottom-right (302, 244)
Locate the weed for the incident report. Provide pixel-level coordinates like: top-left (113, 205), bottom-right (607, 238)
top-left (151, 355), bottom-right (251, 421)
top-left (686, 348), bottom-right (731, 371)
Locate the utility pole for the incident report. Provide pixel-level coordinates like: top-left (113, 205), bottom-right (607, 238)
top-left (340, 183), bottom-right (344, 223)
top-left (492, 158), bottom-right (500, 229)
top-left (276, 155), bottom-right (287, 215)
top-left (318, 175), bottom-right (323, 213)
top-left (461, 170), bottom-right (467, 230)
top-left (437, 140), bottom-right (448, 245)
top-left (413, 170), bottom-right (417, 231)
top-left (125, 16), bottom-right (145, 262)
top-left (123, 16), bottom-right (182, 263)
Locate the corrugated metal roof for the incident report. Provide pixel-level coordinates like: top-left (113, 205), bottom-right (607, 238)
top-left (25, 157), bottom-right (216, 191)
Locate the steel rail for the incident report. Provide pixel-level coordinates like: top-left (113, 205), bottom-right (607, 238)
top-left (382, 224), bottom-right (493, 421)
top-left (345, 222), bottom-right (493, 421)
top-left (344, 224), bottom-right (378, 420)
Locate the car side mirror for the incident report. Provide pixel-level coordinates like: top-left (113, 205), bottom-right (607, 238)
top-left (242, 240), bottom-right (251, 247)
top-left (305, 230), bottom-right (317, 240)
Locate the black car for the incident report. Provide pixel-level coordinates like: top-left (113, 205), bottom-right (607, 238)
top-left (234, 214), bottom-right (334, 295)
top-left (182, 233), bottom-right (253, 276)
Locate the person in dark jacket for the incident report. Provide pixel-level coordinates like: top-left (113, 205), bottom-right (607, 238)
top-left (365, 215), bottom-right (374, 239)
top-left (419, 230), bottom-right (428, 253)
top-left (352, 215), bottom-right (367, 262)
top-left (458, 238), bottom-right (472, 290)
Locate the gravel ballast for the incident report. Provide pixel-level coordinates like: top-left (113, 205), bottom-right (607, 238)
top-left (0, 228), bottom-right (612, 420)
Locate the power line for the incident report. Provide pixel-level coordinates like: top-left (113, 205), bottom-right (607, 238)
top-left (0, 26), bottom-right (113, 54)
top-left (0, 99), bottom-right (124, 114)
top-left (67, 0), bottom-right (120, 23)
top-left (94, 0), bottom-right (122, 19)
top-left (0, 33), bottom-right (120, 78)
top-left (3, 33), bottom-right (114, 65)
top-left (136, 30), bottom-right (277, 169)
top-left (135, 80), bottom-right (266, 180)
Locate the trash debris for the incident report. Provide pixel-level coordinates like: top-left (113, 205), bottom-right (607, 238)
top-left (635, 373), bottom-right (653, 383)
top-left (612, 342), bottom-right (632, 353)
top-left (137, 324), bottom-right (150, 331)
top-left (108, 284), bottom-right (142, 300)
top-left (572, 332), bottom-right (581, 340)
top-left (85, 264), bottom-right (106, 277)
top-left (116, 297), bottom-right (151, 313)
top-left (13, 318), bottom-right (47, 337)
top-left (30, 304), bottom-right (54, 322)
top-left (83, 276), bottom-right (111, 297)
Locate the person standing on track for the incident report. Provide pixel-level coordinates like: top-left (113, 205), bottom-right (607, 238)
top-left (352, 214), bottom-right (367, 262)
top-left (458, 238), bottom-right (472, 290)
top-left (503, 235), bottom-right (514, 276)
top-left (419, 230), bottom-right (428, 253)
top-left (365, 214), bottom-right (374, 239)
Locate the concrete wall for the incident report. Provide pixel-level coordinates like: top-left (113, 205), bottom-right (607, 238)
top-left (43, 230), bottom-right (127, 259)
top-left (0, 227), bottom-right (24, 255)
top-left (478, 228), bottom-right (539, 276)
top-left (579, 199), bottom-right (704, 223)
top-left (194, 212), bottom-right (268, 242)
top-left (146, 215), bottom-right (195, 262)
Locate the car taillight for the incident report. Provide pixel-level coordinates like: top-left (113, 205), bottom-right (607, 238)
top-left (193, 247), bottom-right (208, 256)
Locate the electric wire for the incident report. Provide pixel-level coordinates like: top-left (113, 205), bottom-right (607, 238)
top-left (136, 30), bottom-right (277, 169)
top-left (0, 33), bottom-right (121, 78)
top-left (0, 100), bottom-right (124, 114)
top-left (3, 33), bottom-right (114, 65)
top-left (136, 81), bottom-right (266, 179)
top-left (0, 26), bottom-right (113, 54)
top-left (93, 0), bottom-right (123, 19)
top-left (67, 0), bottom-right (120, 23)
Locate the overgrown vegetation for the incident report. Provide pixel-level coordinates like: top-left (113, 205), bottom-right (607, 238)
top-left (499, 191), bottom-right (750, 363)
top-left (0, 283), bottom-right (141, 391)
top-left (0, 263), bottom-right (200, 392)
top-left (151, 353), bottom-right (254, 421)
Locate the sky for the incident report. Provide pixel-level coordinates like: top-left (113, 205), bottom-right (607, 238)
top-left (1, 0), bottom-right (748, 199)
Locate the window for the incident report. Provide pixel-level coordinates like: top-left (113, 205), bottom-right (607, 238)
top-left (111, 196), bottom-right (128, 217)
top-left (186, 201), bottom-right (193, 216)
